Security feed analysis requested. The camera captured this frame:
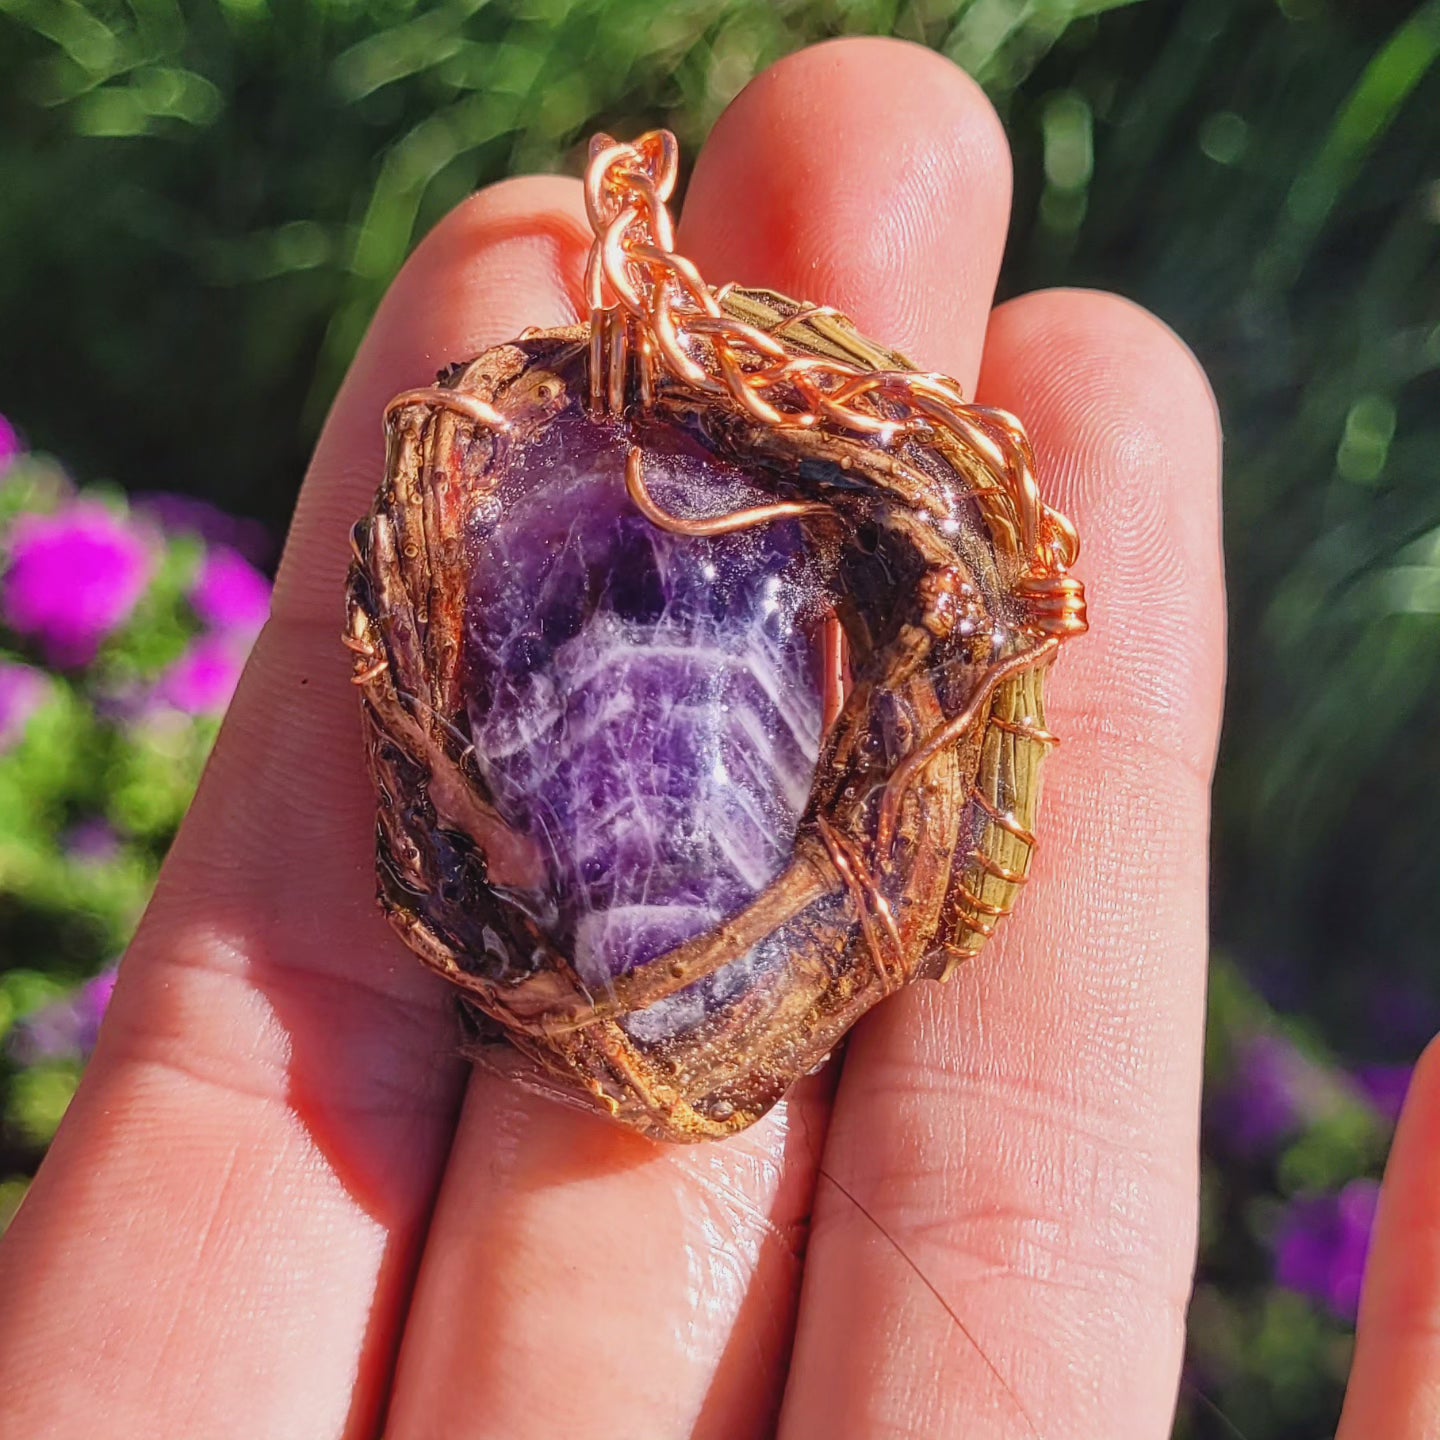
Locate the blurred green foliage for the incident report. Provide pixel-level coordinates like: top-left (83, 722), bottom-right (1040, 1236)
top-left (1185, 957), bottom-right (1394, 1436)
top-left (999, 0), bottom-right (1440, 1050)
top-left (0, 0), bottom-right (1136, 527)
top-left (0, 0), bottom-right (1437, 1435)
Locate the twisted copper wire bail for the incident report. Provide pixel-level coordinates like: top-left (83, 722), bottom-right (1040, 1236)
top-left (581, 128), bottom-right (1086, 643)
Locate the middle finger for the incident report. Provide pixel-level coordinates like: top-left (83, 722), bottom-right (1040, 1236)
top-left (385, 37), bottom-right (1013, 1440)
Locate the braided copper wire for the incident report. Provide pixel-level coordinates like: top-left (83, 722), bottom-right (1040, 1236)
top-left (349, 129), bottom-right (1093, 1138)
top-left (582, 129), bottom-right (1087, 644)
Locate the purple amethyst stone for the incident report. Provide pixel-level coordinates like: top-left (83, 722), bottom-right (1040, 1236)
top-left (464, 407), bottom-right (829, 1022)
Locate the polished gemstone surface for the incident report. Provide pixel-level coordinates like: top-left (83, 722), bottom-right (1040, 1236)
top-left (464, 407), bottom-right (829, 1010)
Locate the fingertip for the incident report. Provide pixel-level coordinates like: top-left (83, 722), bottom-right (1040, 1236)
top-left (329, 173), bottom-right (591, 441)
top-left (680, 36), bottom-right (1013, 390)
top-left (387, 174), bottom-right (592, 324)
top-left (281, 173), bottom-right (590, 623)
top-left (983, 287), bottom-right (1222, 490)
top-left (1409, 1029), bottom-right (1440, 1099)
top-left (722, 34), bottom-right (1009, 165)
top-left (979, 287), bottom-right (1226, 779)
top-left (1373, 1029), bottom-right (1440, 1234)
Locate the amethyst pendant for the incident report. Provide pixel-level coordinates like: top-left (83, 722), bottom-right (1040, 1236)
top-left (344, 131), bottom-right (1085, 1141)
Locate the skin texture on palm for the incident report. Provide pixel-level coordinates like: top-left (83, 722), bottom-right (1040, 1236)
top-left (23, 34), bottom-right (1421, 1440)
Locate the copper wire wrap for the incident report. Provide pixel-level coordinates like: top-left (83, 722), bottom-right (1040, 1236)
top-left (351, 128), bottom-right (1094, 1137)
top-left (581, 129), bottom-right (1087, 645)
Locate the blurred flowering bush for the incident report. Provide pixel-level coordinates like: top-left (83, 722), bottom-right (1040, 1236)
top-left (1179, 959), bottom-right (1403, 1436)
top-left (0, 418), bottom-right (269, 1223)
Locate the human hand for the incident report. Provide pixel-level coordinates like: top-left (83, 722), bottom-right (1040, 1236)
top-left (0, 37), bottom-right (1243, 1438)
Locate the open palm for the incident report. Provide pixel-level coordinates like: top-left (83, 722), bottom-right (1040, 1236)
top-left (2, 37), bottom-right (1428, 1440)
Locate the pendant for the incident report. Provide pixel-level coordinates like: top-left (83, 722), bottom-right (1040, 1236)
top-left (345, 130), bottom-right (1086, 1141)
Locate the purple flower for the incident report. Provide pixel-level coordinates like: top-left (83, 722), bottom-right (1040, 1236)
top-left (0, 659), bottom-right (46, 753)
top-left (1207, 1033), bottom-right (1321, 1156)
top-left (190, 545), bottom-right (271, 636)
top-left (135, 494), bottom-right (272, 566)
top-left (64, 817), bottom-right (121, 866)
top-left (1275, 1179), bottom-right (1381, 1321)
top-left (0, 414), bottom-right (21, 475)
top-left (10, 968), bottom-right (118, 1064)
top-left (3, 502), bottom-right (153, 666)
top-left (1354, 1064), bottom-right (1413, 1126)
top-left (158, 633), bottom-right (248, 714)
